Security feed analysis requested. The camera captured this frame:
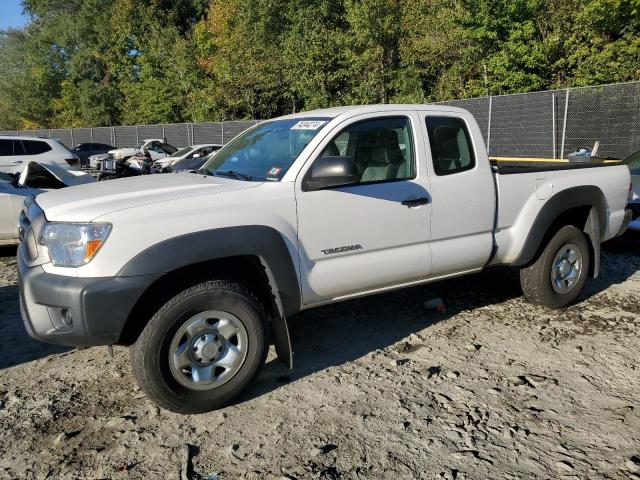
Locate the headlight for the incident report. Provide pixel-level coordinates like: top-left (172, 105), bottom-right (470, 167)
top-left (39, 223), bottom-right (112, 267)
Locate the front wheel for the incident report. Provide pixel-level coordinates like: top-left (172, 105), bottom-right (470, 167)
top-left (519, 225), bottom-right (591, 309)
top-left (130, 280), bottom-right (268, 414)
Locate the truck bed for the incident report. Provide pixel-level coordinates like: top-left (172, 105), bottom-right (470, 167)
top-left (489, 161), bottom-right (630, 267)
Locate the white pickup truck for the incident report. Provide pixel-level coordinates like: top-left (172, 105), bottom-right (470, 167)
top-left (17, 105), bottom-right (632, 413)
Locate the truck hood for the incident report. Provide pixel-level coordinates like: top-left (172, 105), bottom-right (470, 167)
top-left (36, 173), bottom-right (260, 222)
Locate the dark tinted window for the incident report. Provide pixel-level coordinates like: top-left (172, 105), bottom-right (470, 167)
top-left (0, 140), bottom-right (12, 156)
top-left (426, 116), bottom-right (475, 176)
top-left (318, 117), bottom-right (414, 184)
top-left (23, 140), bottom-right (52, 155)
top-left (74, 144), bottom-right (90, 151)
top-left (13, 140), bottom-right (26, 155)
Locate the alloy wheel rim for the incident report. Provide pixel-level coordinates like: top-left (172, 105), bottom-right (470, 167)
top-left (168, 310), bottom-right (248, 391)
top-left (550, 243), bottom-right (583, 293)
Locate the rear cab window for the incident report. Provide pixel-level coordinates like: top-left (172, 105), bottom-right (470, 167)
top-left (425, 116), bottom-right (475, 176)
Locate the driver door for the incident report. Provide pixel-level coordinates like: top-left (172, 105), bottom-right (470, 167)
top-left (295, 112), bottom-right (432, 305)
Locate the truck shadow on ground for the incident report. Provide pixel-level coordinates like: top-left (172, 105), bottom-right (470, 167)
top-left (0, 283), bottom-right (70, 370)
top-left (0, 246), bottom-right (70, 370)
top-left (241, 234), bottom-right (639, 404)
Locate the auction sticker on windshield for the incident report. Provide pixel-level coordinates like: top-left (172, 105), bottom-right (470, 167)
top-left (291, 120), bottom-right (327, 130)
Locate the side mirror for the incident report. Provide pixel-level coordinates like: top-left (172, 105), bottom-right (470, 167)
top-left (304, 156), bottom-right (358, 191)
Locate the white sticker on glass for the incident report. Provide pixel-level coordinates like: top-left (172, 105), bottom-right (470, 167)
top-left (291, 120), bottom-right (327, 131)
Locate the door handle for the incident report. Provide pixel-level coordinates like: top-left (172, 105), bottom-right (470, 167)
top-left (401, 197), bottom-right (430, 207)
top-left (11, 160), bottom-right (23, 164)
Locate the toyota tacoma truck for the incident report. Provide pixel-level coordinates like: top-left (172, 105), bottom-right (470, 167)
top-left (17, 105), bottom-right (632, 414)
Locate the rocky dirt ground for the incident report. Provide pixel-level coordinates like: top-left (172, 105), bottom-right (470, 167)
top-left (0, 234), bottom-right (638, 480)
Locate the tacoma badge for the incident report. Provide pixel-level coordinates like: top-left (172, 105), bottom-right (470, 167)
top-left (321, 244), bottom-right (364, 255)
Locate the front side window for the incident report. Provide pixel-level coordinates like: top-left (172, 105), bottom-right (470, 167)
top-left (23, 140), bottom-right (52, 155)
top-left (317, 116), bottom-right (414, 184)
top-left (426, 116), bottom-right (475, 176)
top-left (202, 118), bottom-right (330, 181)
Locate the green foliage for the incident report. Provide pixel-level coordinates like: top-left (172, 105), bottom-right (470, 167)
top-left (0, 0), bottom-right (639, 129)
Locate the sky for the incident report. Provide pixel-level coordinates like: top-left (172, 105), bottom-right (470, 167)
top-left (0, 0), bottom-right (29, 31)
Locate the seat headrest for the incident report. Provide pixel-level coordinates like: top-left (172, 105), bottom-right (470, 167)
top-left (433, 126), bottom-right (461, 159)
top-left (357, 129), bottom-right (403, 166)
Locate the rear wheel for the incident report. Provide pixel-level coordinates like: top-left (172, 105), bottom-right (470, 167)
top-left (130, 280), bottom-right (267, 414)
top-left (519, 225), bottom-right (590, 308)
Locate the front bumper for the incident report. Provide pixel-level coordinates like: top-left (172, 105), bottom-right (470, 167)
top-left (18, 244), bottom-right (160, 347)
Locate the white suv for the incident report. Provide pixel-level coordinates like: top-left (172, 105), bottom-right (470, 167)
top-left (0, 136), bottom-right (80, 174)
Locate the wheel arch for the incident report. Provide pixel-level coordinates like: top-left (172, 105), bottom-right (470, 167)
top-left (117, 226), bottom-right (299, 368)
top-left (513, 185), bottom-right (607, 277)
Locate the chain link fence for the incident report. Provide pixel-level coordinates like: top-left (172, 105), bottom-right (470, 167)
top-left (1, 81), bottom-right (639, 160)
top-left (438, 81), bottom-right (640, 160)
top-left (0, 121), bottom-right (260, 150)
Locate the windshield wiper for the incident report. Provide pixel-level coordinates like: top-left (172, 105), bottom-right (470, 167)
top-left (213, 170), bottom-right (253, 181)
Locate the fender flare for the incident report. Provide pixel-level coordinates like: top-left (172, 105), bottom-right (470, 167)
top-left (118, 225), bottom-right (299, 368)
top-left (513, 185), bottom-right (606, 276)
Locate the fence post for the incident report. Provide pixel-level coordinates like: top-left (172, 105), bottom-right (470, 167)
top-left (221, 121), bottom-right (225, 145)
top-left (135, 125), bottom-right (139, 145)
top-left (70, 129), bottom-right (74, 147)
top-left (552, 92), bottom-right (556, 159)
top-left (486, 96), bottom-right (493, 154)
top-left (162, 124), bottom-right (165, 142)
top-left (90, 128), bottom-right (94, 142)
top-left (560, 88), bottom-right (570, 159)
top-left (111, 126), bottom-right (115, 147)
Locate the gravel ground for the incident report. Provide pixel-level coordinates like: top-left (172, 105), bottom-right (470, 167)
top-left (0, 234), bottom-right (638, 480)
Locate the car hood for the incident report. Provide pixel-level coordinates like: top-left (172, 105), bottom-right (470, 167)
top-left (36, 173), bottom-right (260, 222)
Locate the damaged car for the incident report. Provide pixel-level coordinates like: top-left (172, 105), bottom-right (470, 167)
top-left (0, 162), bottom-right (94, 245)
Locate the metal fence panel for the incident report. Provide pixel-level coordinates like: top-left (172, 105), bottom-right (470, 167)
top-left (137, 125), bottom-right (164, 143)
top-left (113, 126), bottom-right (137, 148)
top-left (563, 82), bottom-right (640, 160)
top-left (222, 120), bottom-right (259, 144)
top-left (92, 127), bottom-right (113, 146)
top-left (72, 128), bottom-right (92, 146)
top-left (52, 129), bottom-right (73, 147)
top-left (193, 122), bottom-right (223, 145)
top-left (164, 123), bottom-right (189, 148)
top-left (489, 91), bottom-right (556, 158)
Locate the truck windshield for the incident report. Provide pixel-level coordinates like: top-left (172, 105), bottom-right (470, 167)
top-left (201, 118), bottom-right (331, 181)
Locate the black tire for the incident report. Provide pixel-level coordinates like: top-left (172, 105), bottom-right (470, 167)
top-left (519, 225), bottom-right (591, 309)
top-left (130, 280), bottom-right (267, 414)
